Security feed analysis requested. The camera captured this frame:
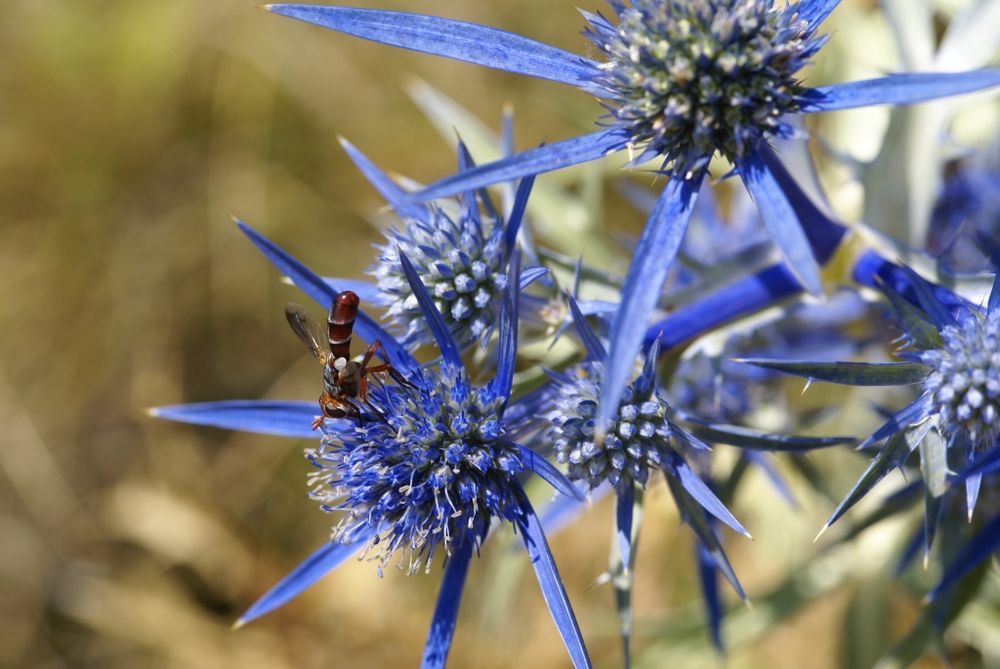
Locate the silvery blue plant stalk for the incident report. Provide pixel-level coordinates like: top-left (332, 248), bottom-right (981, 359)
top-left (538, 296), bottom-right (852, 659)
top-left (151, 221), bottom-right (592, 669)
top-left (741, 245), bottom-right (1000, 601)
top-left (263, 0), bottom-right (1000, 438)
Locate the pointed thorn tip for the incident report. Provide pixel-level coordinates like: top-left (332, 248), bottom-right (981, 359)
top-left (813, 524), bottom-right (830, 543)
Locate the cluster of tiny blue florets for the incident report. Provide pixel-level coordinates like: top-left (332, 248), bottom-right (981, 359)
top-left (546, 353), bottom-right (676, 492)
top-left (922, 310), bottom-right (1000, 451)
top-left (371, 202), bottom-right (508, 348)
top-left (586, 0), bottom-right (826, 175)
top-left (307, 365), bottom-right (525, 574)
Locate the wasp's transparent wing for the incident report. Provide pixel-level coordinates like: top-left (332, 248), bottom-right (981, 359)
top-left (285, 303), bottom-right (331, 364)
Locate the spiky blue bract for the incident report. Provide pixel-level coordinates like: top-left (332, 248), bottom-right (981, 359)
top-left (737, 360), bottom-right (933, 386)
top-left (757, 144), bottom-right (847, 263)
top-left (599, 173), bottom-right (703, 433)
top-left (585, 0), bottom-right (827, 176)
top-left (670, 454), bottom-right (751, 538)
top-left (265, 5), bottom-right (605, 94)
top-left (396, 251), bottom-right (463, 367)
top-left (739, 149), bottom-right (822, 294)
top-left (320, 277), bottom-right (383, 304)
top-left (615, 485), bottom-right (636, 570)
top-left (489, 250), bottom-right (521, 411)
top-left (801, 70), bottom-right (1000, 112)
top-left (150, 400), bottom-right (342, 439)
top-left (411, 130), bottom-right (629, 202)
top-left (799, 0), bottom-right (841, 31)
top-left (816, 421), bottom-right (935, 538)
top-left (567, 293), bottom-right (608, 362)
top-left (852, 251), bottom-right (969, 317)
top-left (666, 472), bottom-right (747, 600)
top-left (235, 220), bottom-right (417, 374)
top-left (517, 498), bottom-right (593, 669)
top-left (339, 137), bottom-right (428, 222)
top-left (237, 538), bottom-right (368, 626)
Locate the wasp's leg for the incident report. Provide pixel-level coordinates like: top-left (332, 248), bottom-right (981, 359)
top-left (315, 393), bottom-right (357, 428)
top-left (364, 340), bottom-right (417, 389)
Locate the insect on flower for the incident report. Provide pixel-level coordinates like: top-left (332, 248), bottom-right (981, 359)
top-left (285, 290), bottom-right (410, 427)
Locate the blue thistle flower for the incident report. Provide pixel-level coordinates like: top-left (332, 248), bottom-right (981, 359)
top-left (331, 139), bottom-right (534, 350)
top-left (370, 201), bottom-right (509, 348)
top-left (741, 254), bottom-right (1000, 569)
top-left (921, 309), bottom-right (1000, 450)
top-left (308, 362), bottom-right (524, 575)
top-left (538, 295), bottom-right (852, 658)
top-left (547, 349), bottom-right (683, 494)
top-left (151, 220), bottom-right (591, 668)
top-left (587, 0), bottom-right (826, 176)
top-left (263, 0), bottom-right (1000, 439)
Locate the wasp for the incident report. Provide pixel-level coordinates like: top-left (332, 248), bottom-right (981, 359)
top-left (285, 291), bottom-right (408, 428)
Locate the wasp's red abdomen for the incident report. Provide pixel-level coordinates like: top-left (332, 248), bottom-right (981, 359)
top-left (328, 290), bottom-right (359, 359)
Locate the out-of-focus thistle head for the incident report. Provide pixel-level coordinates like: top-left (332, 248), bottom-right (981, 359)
top-left (671, 343), bottom-right (758, 426)
top-left (586, 0), bottom-right (826, 175)
top-left (371, 198), bottom-right (509, 349)
top-left (929, 146), bottom-right (1000, 272)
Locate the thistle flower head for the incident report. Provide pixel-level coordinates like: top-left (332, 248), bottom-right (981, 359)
top-left (547, 348), bottom-right (677, 492)
top-left (308, 363), bottom-right (525, 574)
top-left (371, 200), bottom-right (508, 349)
top-left (587, 0), bottom-right (826, 174)
top-left (921, 309), bottom-right (1000, 451)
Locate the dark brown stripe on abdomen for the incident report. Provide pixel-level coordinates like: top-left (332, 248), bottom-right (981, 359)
top-left (328, 290), bottom-right (360, 359)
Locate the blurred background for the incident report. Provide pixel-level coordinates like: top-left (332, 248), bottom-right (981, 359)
top-left (2, 1), bottom-right (998, 667)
